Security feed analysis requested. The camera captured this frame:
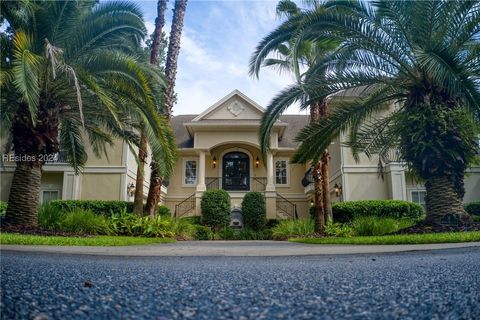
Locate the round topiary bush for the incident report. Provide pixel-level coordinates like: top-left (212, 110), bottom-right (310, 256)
top-left (201, 189), bottom-right (231, 230)
top-left (241, 192), bottom-right (266, 230)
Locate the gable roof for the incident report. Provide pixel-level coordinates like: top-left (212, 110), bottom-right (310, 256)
top-left (191, 89), bottom-right (265, 121)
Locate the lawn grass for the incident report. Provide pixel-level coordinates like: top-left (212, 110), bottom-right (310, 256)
top-left (290, 231), bottom-right (480, 245)
top-left (0, 233), bottom-right (175, 246)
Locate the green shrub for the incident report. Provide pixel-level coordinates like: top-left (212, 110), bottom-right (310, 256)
top-left (324, 222), bottom-right (354, 237)
top-left (465, 201), bottom-right (480, 216)
top-left (266, 219), bottom-right (280, 228)
top-left (331, 200), bottom-right (424, 223)
top-left (201, 189), bottom-right (231, 230)
top-left (0, 201), bottom-right (7, 216)
top-left (271, 219), bottom-right (315, 240)
top-left (59, 208), bottom-right (111, 234)
top-left (38, 203), bottom-right (66, 230)
top-left (157, 205), bottom-right (172, 217)
top-left (351, 216), bottom-right (416, 236)
top-left (180, 216), bottom-right (202, 225)
top-left (241, 192), bottom-right (266, 230)
top-left (108, 210), bottom-right (141, 235)
top-left (193, 225), bottom-right (214, 240)
top-left (49, 200), bottom-right (133, 217)
top-left (108, 212), bottom-right (195, 239)
top-left (473, 216), bottom-right (480, 222)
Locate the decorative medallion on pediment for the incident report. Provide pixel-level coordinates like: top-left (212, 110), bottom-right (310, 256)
top-left (227, 101), bottom-right (245, 117)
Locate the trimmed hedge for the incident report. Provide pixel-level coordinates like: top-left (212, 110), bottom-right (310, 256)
top-left (310, 200), bottom-right (424, 223)
top-left (465, 201), bottom-right (480, 216)
top-left (201, 189), bottom-right (231, 230)
top-left (241, 192), bottom-right (266, 230)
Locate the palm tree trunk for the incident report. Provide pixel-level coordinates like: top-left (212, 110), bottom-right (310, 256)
top-left (318, 99), bottom-right (332, 223)
top-left (424, 176), bottom-right (470, 225)
top-left (146, 0), bottom-right (187, 215)
top-left (312, 161), bottom-right (325, 234)
top-left (150, 0), bottom-right (168, 66)
top-left (4, 162), bottom-right (42, 228)
top-left (163, 0), bottom-right (187, 116)
top-left (4, 104), bottom-right (59, 228)
top-left (310, 101), bottom-right (325, 234)
top-left (321, 150), bottom-right (332, 223)
top-left (145, 166), bottom-right (162, 217)
top-left (133, 132), bottom-right (148, 215)
top-left (133, 0), bottom-right (168, 215)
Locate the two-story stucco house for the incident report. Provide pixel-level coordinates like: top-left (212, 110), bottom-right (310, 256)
top-left (1, 90), bottom-right (479, 218)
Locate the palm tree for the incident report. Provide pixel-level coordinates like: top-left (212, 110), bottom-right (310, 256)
top-left (1, 0), bottom-right (176, 228)
top-left (146, 0), bottom-right (188, 216)
top-left (133, 0), bottom-right (169, 215)
top-left (250, 0), bottom-right (338, 233)
top-left (255, 0), bottom-right (480, 225)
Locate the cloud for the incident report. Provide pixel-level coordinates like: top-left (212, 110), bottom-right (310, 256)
top-left (136, 0), bottom-right (302, 115)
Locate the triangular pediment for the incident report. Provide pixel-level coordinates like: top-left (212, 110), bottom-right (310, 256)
top-left (192, 90), bottom-right (265, 121)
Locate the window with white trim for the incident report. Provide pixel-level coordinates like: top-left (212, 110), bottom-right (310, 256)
top-left (410, 190), bottom-right (426, 210)
top-left (275, 160), bottom-right (288, 185)
top-left (184, 160), bottom-right (197, 185)
top-left (41, 190), bottom-right (59, 204)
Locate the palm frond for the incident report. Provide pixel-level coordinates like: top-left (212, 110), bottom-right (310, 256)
top-left (259, 83), bottom-right (307, 160)
top-left (11, 30), bottom-right (42, 123)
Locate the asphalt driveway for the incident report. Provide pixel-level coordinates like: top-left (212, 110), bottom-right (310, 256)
top-left (1, 247), bottom-right (479, 319)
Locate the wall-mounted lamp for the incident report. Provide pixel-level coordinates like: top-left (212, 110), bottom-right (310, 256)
top-left (212, 156), bottom-right (217, 168)
top-left (127, 182), bottom-right (135, 197)
top-left (310, 199), bottom-right (314, 206)
top-left (255, 156), bottom-right (260, 168)
top-left (334, 183), bottom-right (342, 198)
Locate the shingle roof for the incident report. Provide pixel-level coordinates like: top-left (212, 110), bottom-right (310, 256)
top-left (171, 115), bottom-right (196, 148)
top-left (278, 115), bottom-right (309, 148)
top-left (170, 114), bottom-right (309, 149)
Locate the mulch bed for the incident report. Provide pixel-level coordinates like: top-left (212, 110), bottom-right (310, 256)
top-left (394, 221), bottom-right (480, 235)
top-left (0, 225), bottom-right (93, 237)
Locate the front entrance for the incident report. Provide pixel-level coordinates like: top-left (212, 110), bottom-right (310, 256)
top-left (222, 152), bottom-right (249, 191)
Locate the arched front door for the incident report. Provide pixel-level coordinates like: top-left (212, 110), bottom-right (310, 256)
top-left (222, 152), bottom-right (249, 191)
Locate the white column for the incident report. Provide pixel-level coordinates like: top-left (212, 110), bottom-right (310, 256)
top-left (387, 163), bottom-right (406, 200)
top-left (266, 151), bottom-right (275, 192)
top-left (196, 150), bottom-right (206, 191)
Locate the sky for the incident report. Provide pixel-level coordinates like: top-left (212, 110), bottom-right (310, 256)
top-left (135, 0), bottom-right (304, 116)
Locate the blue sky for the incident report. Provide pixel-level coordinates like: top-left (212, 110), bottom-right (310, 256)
top-left (135, 0), bottom-right (303, 115)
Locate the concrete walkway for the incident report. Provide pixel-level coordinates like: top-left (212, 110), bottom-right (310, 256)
top-left (1, 240), bottom-right (479, 256)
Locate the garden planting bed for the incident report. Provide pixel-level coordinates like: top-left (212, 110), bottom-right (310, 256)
top-left (394, 221), bottom-right (480, 234)
top-left (0, 225), bottom-right (94, 237)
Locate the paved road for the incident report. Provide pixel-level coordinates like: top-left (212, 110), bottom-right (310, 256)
top-left (2, 248), bottom-right (480, 319)
top-left (3, 240), bottom-right (480, 256)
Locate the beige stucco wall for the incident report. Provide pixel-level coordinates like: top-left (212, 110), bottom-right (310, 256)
top-left (344, 172), bottom-right (390, 200)
top-left (80, 173), bottom-right (123, 200)
top-left (464, 171), bottom-right (480, 203)
top-left (0, 172), bottom-right (14, 202)
top-left (328, 136), bottom-right (342, 177)
top-left (83, 137), bottom-right (125, 167)
top-left (195, 131), bottom-right (260, 150)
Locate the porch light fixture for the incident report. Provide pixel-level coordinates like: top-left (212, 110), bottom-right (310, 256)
top-left (334, 183), bottom-right (342, 198)
top-left (212, 156), bottom-right (217, 168)
top-left (310, 199), bottom-right (314, 206)
top-left (127, 183), bottom-right (135, 197)
top-left (255, 156), bottom-right (260, 168)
